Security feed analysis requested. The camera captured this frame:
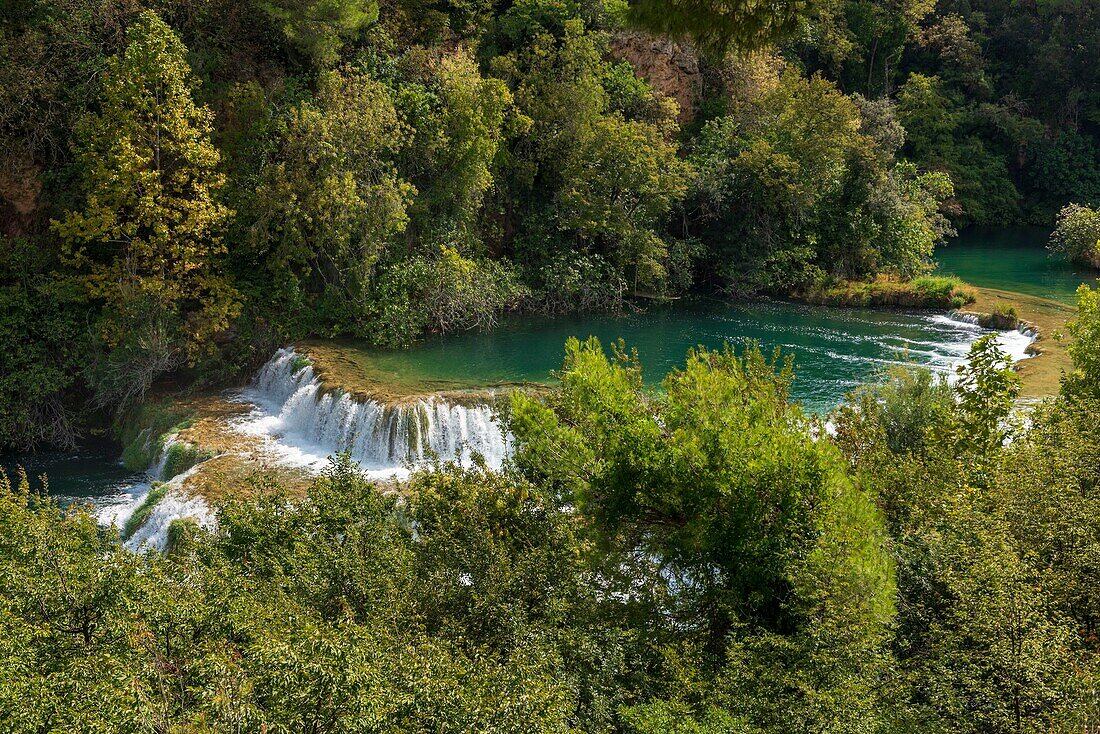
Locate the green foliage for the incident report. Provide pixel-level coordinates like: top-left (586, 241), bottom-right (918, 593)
top-left (247, 66), bottom-right (412, 336)
top-left (51, 10), bottom-right (239, 411)
top-left (0, 238), bottom-right (85, 448)
top-left (895, 73), bottom-right (1020, 225)
top-left (977, 304), bottom-right (1019, 330)
top-left (625, 0), bottom-right (825, 56)
top-left (510, 338), bottom-right (896, 729)
top-left (6, 330), bottom-right (1100, 730)
top-left (160, 441), bottom-right (213, 480)
top-left (1050, 203), bottom-right (1100, 268)
top-left (832, 355), bottom-right (1098, 733)
top-left (117, 403), bottom-right (191, 471)
top-left (260, 0), bottom-right (379, 66)
top-left (910, 274), bottom-right (972, 307)
top-left (692, 67), bottom-right (952, 293)
top-left (395, 48), bottom-right (513, 244)
top-left (805, 274), bottom-right (975, 308)
top-left (361, 249), bottom-right (527, 346)
top-left (4, 0), bottom-right (1100, 450)
top-left (1065, 285), bottom-right (1100, 396)
top-left (558, 115), bottom-right (691, 292)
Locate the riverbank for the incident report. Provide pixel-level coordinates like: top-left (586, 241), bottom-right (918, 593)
top-left (795, 275), bottom-right (977, 310)
top-left (960, 287), bottom-right (1075, 398)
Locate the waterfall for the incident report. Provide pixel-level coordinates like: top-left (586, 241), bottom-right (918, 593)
top-left (237, 348), bottom-right (511, 477)
top-left (938, 311), bottom-right (1037, 365)
top-left (96, 435), bottom-right (216, 553)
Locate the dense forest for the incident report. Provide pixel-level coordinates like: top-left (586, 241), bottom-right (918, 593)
top-left (3, 320), bottom-right (1100, 731)
top-left (5, 0), bottom-right (1100, 730)
top-left (4, 0), bottom-right (1100, 448)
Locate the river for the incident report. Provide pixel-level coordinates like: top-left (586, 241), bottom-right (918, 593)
top-left (5, 226), bottom-right (1091, 517)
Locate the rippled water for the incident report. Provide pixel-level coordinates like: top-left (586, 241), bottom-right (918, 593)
top-left (351, 299), bottom-right (1031, 414)
top-left (16, 226), bottom-right (1080, 507)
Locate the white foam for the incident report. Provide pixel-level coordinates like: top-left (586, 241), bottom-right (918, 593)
top-left (233, 348), bottom-right (511, 480)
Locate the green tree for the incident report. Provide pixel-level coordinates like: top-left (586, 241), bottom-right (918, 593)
top-left (260, 0), bottom-right (379, 66)
top-left (1050, 203), bottom-right (1100, 269)
top-left (625, 0), bottom-right (825, 56)
top-left (1065, 285), bottom-right (1100, 395)
top-left (395, 48), bottom-right (513, 247)
top-left (896, 73), bottom-right (1020, 224)
top-left (692, 66), bottom-right (951, 291)
top-left (52, 10), bottom-right (238, 408)
top-left (248, 67), bottom-right (412, 335)
top-left (558, 115), bottom-right (691, 292)
top-left (510, 338), bottom-right (896, 730)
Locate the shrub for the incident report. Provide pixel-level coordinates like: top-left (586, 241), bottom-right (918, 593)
top-left (910, 275), bottom-right (973, 305)
top-left (978, 304), bottom-right (1019, 330)
top-left (803, 275), bottom-right (975, 309)
top-left (1050, 204), bottom-right (1100, 268)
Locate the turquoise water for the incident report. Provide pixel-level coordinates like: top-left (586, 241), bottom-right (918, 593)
top-left (935, 226), bottom-right (1100, 304)
top-left (359, 299), bottom-right (1012, 413)
top-left (1, 438), bottom-right (145, 509)
top-left (20, 226), bottom-right (1094, 500)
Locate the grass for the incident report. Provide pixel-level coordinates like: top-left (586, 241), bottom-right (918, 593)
top-left (122, 481), bottom-right (169, 540)
top-left (800, 275), bottom-right (977, 309)
top-left (977, 303), bottom-right (1019, 330)
top-left (118, 402), bottom-right (193, 471)
top-left (160, 441), bottom-right (214, 481)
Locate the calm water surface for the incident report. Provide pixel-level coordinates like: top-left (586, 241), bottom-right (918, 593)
top-left (935, 226), bottom-right (1100, 303)
top-left (1, 437), bottom-right (146, 512)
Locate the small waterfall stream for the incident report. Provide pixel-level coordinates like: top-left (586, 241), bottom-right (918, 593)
top-left (236, 348), bottom-right (511, 478)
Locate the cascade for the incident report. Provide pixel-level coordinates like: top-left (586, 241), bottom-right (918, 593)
top-left (238, 348), bottom-right (511, 476)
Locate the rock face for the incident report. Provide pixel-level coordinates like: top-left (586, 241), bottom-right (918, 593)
top-left (609, 31), bottom-right (701, 122)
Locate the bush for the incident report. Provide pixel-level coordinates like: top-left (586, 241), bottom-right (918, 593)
top-left (364, 248), bottom-right (528, 346)
top-left (528, 253), bottom-right (627, 315)
top-left (978, 304), bottom-right (1018, 330)
top-left (1050, 204), bottom-right (1100, 269)
top-left (803, 275), bottom-right (976, 309)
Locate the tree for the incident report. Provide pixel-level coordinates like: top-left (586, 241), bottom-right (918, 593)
top-left (396, 48), bottom-right (513, 246)
top-left (53, 10), bottom-right (238, 408)
top-left (895, 73), bottom-right (1020, 224)
top-left (625, 0), bottom-right (826, 56)
top-left (248, 66), bottom-right (412, 335)
top-left (832, 344), bottom-right (1092, 734)
top-left (1050, 203), bottom-right (1100, 269)
top-left (1065, 285), bottom-right (1100, 395)
top-left (691, 66), bottom-right (952, 291)
top-left (260, 0), bottom-right (379, 66)
top-left (510, 338), bottom-right (896, 730)
top-left (558, 115), bottom-right (691, 293)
